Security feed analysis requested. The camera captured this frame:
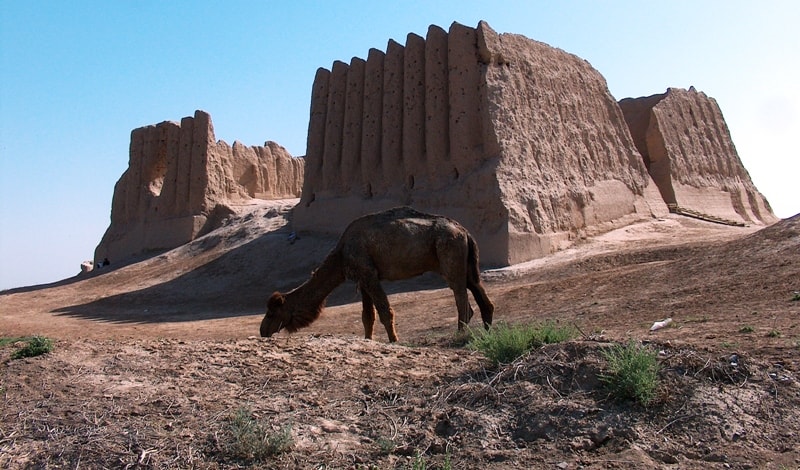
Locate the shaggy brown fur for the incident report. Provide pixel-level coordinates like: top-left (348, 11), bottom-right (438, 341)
top-left (260, 206), bottom-right (494, 342)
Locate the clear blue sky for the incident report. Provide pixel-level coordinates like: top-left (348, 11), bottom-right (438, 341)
top-left (1, 1), bottom-right (798, 289)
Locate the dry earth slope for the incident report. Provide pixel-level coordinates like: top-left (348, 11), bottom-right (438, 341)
top-left (1, 207), bottom-right (799, 469)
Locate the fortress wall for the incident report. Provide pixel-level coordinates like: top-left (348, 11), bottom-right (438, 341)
top-left (96, 21), bottom-right (776, 272)
top-left (96, 110), bottom-right (304, 263)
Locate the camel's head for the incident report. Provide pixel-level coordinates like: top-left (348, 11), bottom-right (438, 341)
top-left (260, 292), bottom-right (292, 337)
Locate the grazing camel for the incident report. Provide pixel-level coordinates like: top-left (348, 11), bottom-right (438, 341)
top-left (260, 206), bottom-right (494, 342)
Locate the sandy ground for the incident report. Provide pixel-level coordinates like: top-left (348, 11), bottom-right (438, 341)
top-left (1, 204), bottom-right (799, 468)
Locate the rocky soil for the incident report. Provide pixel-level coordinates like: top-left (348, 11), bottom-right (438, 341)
top-left (1, 205), bottom-right (799, 469)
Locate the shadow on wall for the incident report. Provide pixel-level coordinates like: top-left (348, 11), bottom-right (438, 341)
top-left (50, 230), bottom-right (448, 325)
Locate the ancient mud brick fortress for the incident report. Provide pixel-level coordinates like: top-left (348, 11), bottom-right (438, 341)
top-left (97, 21), bottom-right (774, 267)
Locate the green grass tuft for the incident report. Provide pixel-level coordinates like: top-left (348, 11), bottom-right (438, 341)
top-left (599, 341), bottom-right (660, 406)
top-left (468, 321), bottom-right (577, 366)
top-left (0, 337), bottom-right (23, 347)
top-left (6, 336), bottom-right (54, 359)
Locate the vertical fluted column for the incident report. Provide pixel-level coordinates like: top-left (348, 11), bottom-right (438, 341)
top-left (321, 61), bottom-right (348, 193)
top-left (189, 110), bottom-right (213, 213)
top-left (255, 145), bottom-right (273, 195)
top-left (424, 25), bottom-right (450, 183)
top-left (125, 127), bottom-right (146, 224)
top-left (382, 39), bottom-right (405, 196)
top-left (140, 126), bottom-right (160, 216)
top-left (448, 22), bottom-right (483, 175)
top-left (341, 57), bottom-right (366, 193)
top-left (139, 126), bottom-right (157, 208)
top-left (176, 116), bottom-right (194, 217)
top-left (476, 21), bottom-right (502, 160)
top-left (142, 123), bottom-right (170, 216)
top-left (301, 68), bottom-right (331, 205)
top-left (403, 32), bottom-right (427, 190)
top-left (160, 122), bottom-right (181, 214)
top-left (274, 148), bottom-right (293, 196)
top-left (361, 48), bottom-right (385, 198)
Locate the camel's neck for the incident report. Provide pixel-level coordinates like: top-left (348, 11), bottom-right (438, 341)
top-left (286, 249), bottom-right (346, 312)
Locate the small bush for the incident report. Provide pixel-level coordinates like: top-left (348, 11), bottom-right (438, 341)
top-left (410, 452), bottom-right (428, 470)
top-left (738, 326), bottom-right (754, 333)
top-left (376, 436), bottom-right (396, 455)
top-left (468, 321), bottom-right (576, 366)
top-left (791, 291), bottom-right (800, 302)
top-left (599, 341), bottom-right (660, 406)
top-left (10, 336), bottom-right (54, 359)
top-left (406, 451), bottom-right (452, 470)
top-left (224, 407), bottom-right (292, 461)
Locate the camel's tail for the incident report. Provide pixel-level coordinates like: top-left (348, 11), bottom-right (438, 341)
top-left (467, 234), bottom-right (495, 327)
top-left (466, 235), bottom-right (482, 286)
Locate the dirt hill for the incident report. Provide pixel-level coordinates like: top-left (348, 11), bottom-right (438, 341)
top-left (1, 203), bottom-right (799, 469)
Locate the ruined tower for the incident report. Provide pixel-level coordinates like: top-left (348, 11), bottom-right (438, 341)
top-left (95, 110), bottom-right (304, 263)
top-left (619, 88), bottom-right (776, 225)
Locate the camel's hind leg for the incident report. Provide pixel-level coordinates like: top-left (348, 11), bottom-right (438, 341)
top-left (360, 286), bottom-right (377, 340)
top-left (359, 275), bottom-right (399, 343)
top-left (468, 281), bottom-right (494, 329)
top-left (451, 283), bottom-right (473, 330)
top-left (442, 262), bottom-right (473, 330)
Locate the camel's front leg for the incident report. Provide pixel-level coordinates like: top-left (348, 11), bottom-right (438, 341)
top-left (445, 278), bottom-right (473, 330)
top-left (360, 287), bottom-right (376, 340)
